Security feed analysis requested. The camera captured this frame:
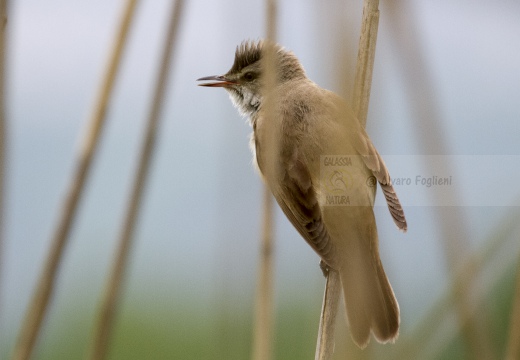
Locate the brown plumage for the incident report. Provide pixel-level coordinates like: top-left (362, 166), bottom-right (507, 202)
top-left (198, 40), bottom-right (407, 348)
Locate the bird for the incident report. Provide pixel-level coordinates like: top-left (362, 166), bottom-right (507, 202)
top-left (197, 40), bottom-right (407, 348)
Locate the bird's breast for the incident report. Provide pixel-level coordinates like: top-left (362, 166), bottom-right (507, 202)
top-left (251, 110), bottom-right (284, 179)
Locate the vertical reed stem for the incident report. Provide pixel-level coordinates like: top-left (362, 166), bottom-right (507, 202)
top-left (252, 1), bottom-right (277, 359)
top-left (353, 0), bottom-right (380, 128)
top-left (252, 189), bottom-right (275, 360)
top-left (11, 2), bottom-right (138, 359)
top-left (315, 1), bottom-right (380, 359)
top-left (0, 0), bottom-right (7, 330)
top-left (506, 255), bottom-right (520, 360)
top-left (315, 268), bottom-right (341, 360)
top-left (88, 1), bottom-right (184, 359)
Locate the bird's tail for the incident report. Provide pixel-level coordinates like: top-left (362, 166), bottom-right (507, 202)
top-left (338, 225), bottom-right (400, 348)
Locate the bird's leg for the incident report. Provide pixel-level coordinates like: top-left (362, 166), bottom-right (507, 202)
top-left (319, 260), bottom-right (331, 278)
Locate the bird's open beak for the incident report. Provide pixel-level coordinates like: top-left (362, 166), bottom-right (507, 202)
top-left (197, 75), bottom-right (236, 87)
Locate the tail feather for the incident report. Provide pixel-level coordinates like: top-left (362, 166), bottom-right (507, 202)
top-left (338, 225), bottom-right (399, 348)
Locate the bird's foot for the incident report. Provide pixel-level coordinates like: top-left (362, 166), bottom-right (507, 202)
top-left (319, 260), bottom-right (331, 278)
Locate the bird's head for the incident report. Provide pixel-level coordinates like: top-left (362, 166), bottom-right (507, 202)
top-left (197, 40), bottom-right (306, 117)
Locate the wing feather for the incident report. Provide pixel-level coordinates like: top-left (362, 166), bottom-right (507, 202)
top-left (353, 126), bottom-right (408, 232)
top-left (273, 154), bottom-right (337, 266)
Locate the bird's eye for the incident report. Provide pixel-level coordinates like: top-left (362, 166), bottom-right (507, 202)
top-left (243, 72), bottom-right (255, 81)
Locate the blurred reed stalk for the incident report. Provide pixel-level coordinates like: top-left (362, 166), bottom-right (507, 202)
top-left (87, 1), bottom-right (185, 360)
top-left (11, 1), bottom-right (139, 359)
top-left (252, 188), bottom-right (275, 360)
top-left (315, 1), bottom-right (380, 359)
top-left (385, 1), bottom-right (494, 358)
top-left (352, 0), bottom-right (380, 128)
top-left (314, 267), bottom-right (341, 360)
top-left (251, 1), bottom-right (277, 360)
top-left (507, 253), bottom-right (520, 360)
top-left (393, 206), bottom-right (520, 359)
top-left (0, 0), bottom-right (7, 317)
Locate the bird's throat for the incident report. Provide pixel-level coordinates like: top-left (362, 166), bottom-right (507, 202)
top-left (227, 87), bottom-right (261, 121)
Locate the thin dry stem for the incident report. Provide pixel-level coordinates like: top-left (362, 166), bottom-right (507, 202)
top-left (252, 188), bottom-right (275, 360)
top-left (11, 2), bottom-right (139, 359)
top-left (506, 255), bottom-right (520, 360)
top-left (315, 268), bottom-right (341, 360)
top-left (353, 0), bottom-right (380, 128)
top-left (315, 1), bottom-right (381, 360)
top-left (0, 0), bottom-right (7, 326)
top-left (251, 1), bottom-right (277, 359)
top-left (88, 2), bottom-right (184, 360)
